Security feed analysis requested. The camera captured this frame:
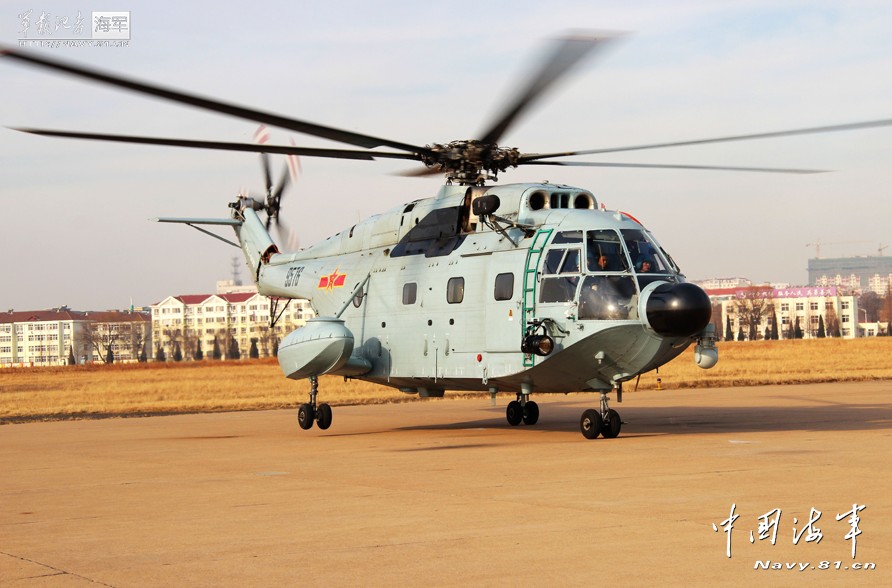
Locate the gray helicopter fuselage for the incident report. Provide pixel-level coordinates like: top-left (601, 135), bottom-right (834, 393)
top-left (239, 182), bottom-right (712, 397)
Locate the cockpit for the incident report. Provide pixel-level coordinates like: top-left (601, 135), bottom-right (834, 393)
top-left (539, 228), bottom-right (680, 320)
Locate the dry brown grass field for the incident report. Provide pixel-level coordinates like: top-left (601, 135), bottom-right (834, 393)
top-left (2, 338), bottom-right (891, 423)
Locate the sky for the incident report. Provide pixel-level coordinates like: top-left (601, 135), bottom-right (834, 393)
top-left (1, 0), bottom-right (891, 311)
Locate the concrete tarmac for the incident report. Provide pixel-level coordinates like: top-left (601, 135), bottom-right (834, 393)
top-left (2, 381), bottom-right (891, 586)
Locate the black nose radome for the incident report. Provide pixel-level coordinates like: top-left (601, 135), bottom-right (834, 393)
top-left (645, 283), bottom-right (712, 338)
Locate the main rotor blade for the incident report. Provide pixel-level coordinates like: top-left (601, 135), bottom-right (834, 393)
top-left (12, 128), bottom-right (421, 161)
top-left (521, 118), bottom-right (892, 161)
top-left (478, 32), bottom-right (620, 146)
top-left (522, 160), bottom-right (827, 174)
top-left (1, 46), bottom-right (432, 155)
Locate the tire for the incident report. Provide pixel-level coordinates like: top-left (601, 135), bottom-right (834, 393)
top-left (297, 403), bottom-right (315, 430)
top-left (506, 401), bottom-right (523, 426)
top-left (522, 401), bottom-right (539, 425)
top-left (601, 409), bottom-right (621, 439)
top-left (580, 409), bottom-right (602, 439)
top-left (316, 403), bottom-right (333, 430)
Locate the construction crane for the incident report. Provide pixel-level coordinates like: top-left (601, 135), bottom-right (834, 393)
top-left (879, 243), bottom-right (889, 256)
top-left (806, 240), bottom-right (870, 258)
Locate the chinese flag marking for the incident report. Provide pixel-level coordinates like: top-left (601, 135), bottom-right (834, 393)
top-left (318, 268), bottom-right (347, 291)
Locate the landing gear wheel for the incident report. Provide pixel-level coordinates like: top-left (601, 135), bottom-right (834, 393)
top-left (601, 408), bottom-right (621, 439)
top-left (522, 401), bottom-right (539, 425)
top-left (506, 401), bottom-right (523, 426)
top-left (298, 403), bottom-right (315, 430)
top-left (316, 403), bottom-right (333, 430)
top-left (580, 409), bottom-right (602, 439)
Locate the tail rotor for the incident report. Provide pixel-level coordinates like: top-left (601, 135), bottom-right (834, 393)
top-left (254, 125), bottom-right (301, 250)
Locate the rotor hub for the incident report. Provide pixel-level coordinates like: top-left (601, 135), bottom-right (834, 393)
top-left (421, 140), bottom-right (521, 185)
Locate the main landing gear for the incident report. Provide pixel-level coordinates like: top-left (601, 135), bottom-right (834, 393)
top-left (506, 393), bottom-right (539, 426)
top-left (297, 376), bottom-right (333, 431)
top-left (580, 388), bottom-right (622, 440)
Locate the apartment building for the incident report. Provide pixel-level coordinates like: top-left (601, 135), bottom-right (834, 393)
top-left (150, 292), bottom-right (313, 360)
top-left (0, 308), bottom-right (150, 366)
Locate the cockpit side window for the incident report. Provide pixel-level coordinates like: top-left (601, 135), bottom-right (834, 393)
top-left (539, 247), bottom-right (581, 303)
top-left (543, 249), bottom-right (564, 275)
top-left (621, 229), bottom-right (674, 274)
top-left (586, 230), bottom-right (629, 272)
top-left (559, 249), bottom-right (581, 273)
top-left (543, 248), bottom-right (581, 275)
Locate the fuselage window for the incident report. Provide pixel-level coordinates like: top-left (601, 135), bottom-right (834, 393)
top-left (403, 282), bottom-right (417, 305)
top-left (494, 273), bottom-right (514, 301)
top-left (586, 230), bottom-right (630, 272)
top-left (578, 275), bottom-right (638, 320)
top-left (447, 277), bottom-right (465, 304)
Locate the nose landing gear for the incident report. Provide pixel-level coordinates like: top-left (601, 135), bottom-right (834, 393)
top-left (579, 387), bottom-right (623, 440)
top-left (506, 392), bottom-right (539, 426)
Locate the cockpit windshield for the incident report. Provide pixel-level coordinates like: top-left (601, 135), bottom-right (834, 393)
top-left (586, 230), bottom-right (629, 272)
top-left (537, 227), bottom-right (680, 320)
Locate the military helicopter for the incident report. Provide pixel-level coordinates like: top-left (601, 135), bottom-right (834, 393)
top-left (4, 35), bottom-right (891, 439)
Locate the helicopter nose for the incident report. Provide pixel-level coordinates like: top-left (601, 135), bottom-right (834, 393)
top-left (645, 282), bottom-right (712, 338)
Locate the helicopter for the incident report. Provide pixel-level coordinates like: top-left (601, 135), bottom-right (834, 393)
top-left (4, 34), bottom-right (892, 439)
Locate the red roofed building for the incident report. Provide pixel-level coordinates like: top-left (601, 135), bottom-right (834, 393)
top-left (1, 308), bottom-right (150, 367)
top-left (150, 291), bottom-right (313, 361)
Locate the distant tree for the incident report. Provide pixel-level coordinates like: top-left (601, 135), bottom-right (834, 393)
top-left (195, 340), bottom-right (204, 361)
top-left (257, 325), bottom-right (274, 357)
top-left (162, 327), bottom-right (183, 364)
top-left (859, 291), bottom-right (883, 322)
top-left (272, 336), bottom-right (279, 356)
top-left (249, 338), bottom-right (259, 359)
top-left (212, 336), bottom-right (222, 360)
top-left (794, 316), bottom-right (804, 339)
top-left (733, 287), bottom-right (774, 343)
top-left (737, 326), bottom-right (745, 341)
top-left (786, 319), bottom-right (794, 340)
top-left (181, 326), bottom-right (198, 362)
top-left (711, 302), bottom-right (724, 341)
top-left (138, 347), bottom-right (147, 363)
top-left (228, 337), bottom-right (241, 360)
top-left (817, 315), bottom-right (826, 338)
top-left (84, 321), bottom-right (119, 364)
top-left (825, 305), bottom-right (841, 337)
top-left (724, 315), bottom-right (734, 342)
top-left (68, 346), bottom-right (76, 366)
top-left (155, 344), bottom-right (166, 362)
top-left (763, 327), bottom-right (770, 340)
top-left (173, 342), bottom-right (183, 362)
top-left (882, 283), bottom-right (892, 334)
top-left (105, 347), bottom-right (114, 364)
top-left (770, 310), bottom-right (779, 340)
